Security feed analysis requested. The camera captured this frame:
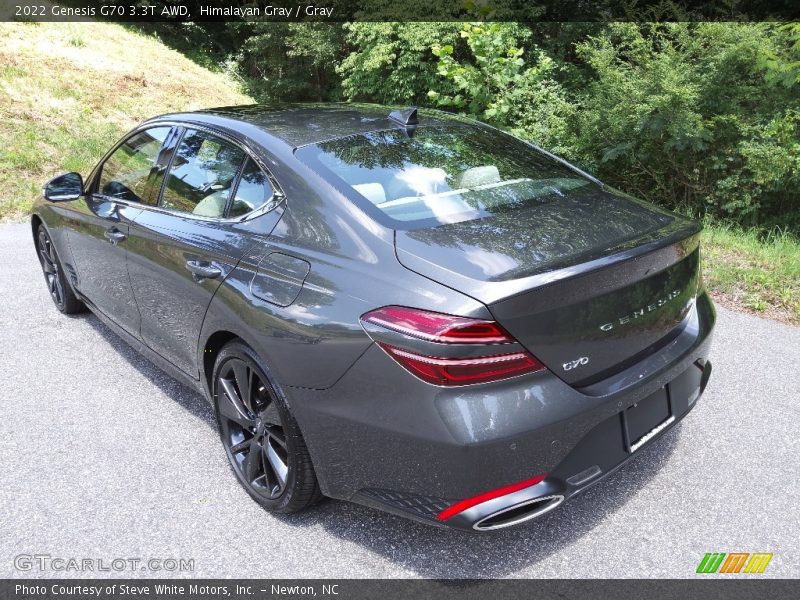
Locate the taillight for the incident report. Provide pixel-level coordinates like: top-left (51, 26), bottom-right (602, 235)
top-left (361, 305), bottom-right (513, 344)
top-left (361, 306), bottom-right (546, 386)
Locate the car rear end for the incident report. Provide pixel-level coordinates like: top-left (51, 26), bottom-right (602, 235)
top-left (291, 115), bottom-right (715, 530)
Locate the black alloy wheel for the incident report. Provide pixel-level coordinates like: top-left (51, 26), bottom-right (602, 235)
top-left (213, 341), bottom-right (321, 512)
top-left (38, 228), bottom-right (64, 307)
top-left (36, 225), bottom-right (84, 314)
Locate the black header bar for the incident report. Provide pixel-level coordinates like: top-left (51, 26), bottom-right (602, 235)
top-left (2, 0), bottom-right (799, 22)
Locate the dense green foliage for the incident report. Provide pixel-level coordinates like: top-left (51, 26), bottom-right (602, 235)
top-left (570, 23), bottom-right (799, 230)
top-left (142, 21), bottom-right (799, 231)
top-left (338, 23), bottom-right (460, 105)
top-left (428, 23), bottom-right (576, 157)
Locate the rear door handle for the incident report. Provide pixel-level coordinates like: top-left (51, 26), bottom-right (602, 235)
top-left (185, 260), bottom-right (222, 281)
top-left (104, 228), bottom-right (126, 245)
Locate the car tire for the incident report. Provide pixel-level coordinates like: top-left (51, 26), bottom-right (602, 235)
top-left (36, 224), bottom-right (85, 314)
top-left (212, 340), bottom-right (322, 513)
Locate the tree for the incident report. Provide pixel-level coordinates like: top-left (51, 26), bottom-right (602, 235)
top-left (427, 23), bottom-right (576, 156)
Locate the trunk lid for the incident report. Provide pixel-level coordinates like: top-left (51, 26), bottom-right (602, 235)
top-left (394, 187), bottom-right (701, 386)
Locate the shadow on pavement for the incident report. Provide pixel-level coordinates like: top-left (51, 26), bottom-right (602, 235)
top-left (83, 313), bottom-right (215, 426)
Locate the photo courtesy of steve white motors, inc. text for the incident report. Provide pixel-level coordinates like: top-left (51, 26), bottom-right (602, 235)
top-left (14, 584), bottom-right (340, 597)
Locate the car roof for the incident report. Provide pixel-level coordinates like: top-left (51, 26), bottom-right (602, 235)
top-left (158, 103), bottom-right (465, 148)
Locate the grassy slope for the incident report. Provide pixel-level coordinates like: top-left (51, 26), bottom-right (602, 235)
top-left (702, 224), bottom-right (799, 324)
top-left (0, 22), bottom-right (796, 324)
top-left (0, 21), bottom-right (252, 220)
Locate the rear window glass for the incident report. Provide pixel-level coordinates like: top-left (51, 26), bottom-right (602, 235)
top-left (296, 125), bottom-right (595, 229)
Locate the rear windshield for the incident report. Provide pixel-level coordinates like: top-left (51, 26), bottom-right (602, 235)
top-left (296, 125), bottom-right (595, 229)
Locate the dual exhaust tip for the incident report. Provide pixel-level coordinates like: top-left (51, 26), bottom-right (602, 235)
top-left (436, 473), bottom-right (567, 531)
top-left (472, 494), bottom-right (565, 531)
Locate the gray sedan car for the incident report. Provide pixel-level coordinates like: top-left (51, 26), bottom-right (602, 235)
top-left (32, 104), bottom-right (714, 530)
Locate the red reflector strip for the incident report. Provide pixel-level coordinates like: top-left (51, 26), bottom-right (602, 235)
top-left (379, 344), bottom-right (545, 386)
top-left (437, 474), bottom-right (548, 521)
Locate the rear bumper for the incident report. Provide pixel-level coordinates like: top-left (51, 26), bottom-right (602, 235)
top-left (286, 291), bottom-right (715, 530)
top-left (445, 357), bottom-right (711, 530)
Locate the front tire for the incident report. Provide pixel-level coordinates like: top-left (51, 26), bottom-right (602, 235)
top-left (212, 341), bottom-right (322, 513)
top-left (35, 225), bottom-right (85, 314)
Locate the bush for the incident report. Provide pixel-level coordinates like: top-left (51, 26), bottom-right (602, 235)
top-left (423, 22), bottom-right (799, 231)
top-left (233, 23), bottom-right (344, 102)
top-left (571, 23), bottom-right (799, 228)
top-left (427, 22), bottom-right (577, 157)
top-left (338, 22), bottom-right (461, 105)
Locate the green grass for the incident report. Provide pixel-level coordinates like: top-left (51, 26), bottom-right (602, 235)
top-left (0, 21), bottom-right (252, 222)
top-left (702, 222), bottom-right (800, 324)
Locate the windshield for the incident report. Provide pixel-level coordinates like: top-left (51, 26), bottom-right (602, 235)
top-left (296, 125), bottom-right (595, 229)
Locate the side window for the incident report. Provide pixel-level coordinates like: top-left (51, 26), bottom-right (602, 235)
top-left (228, 158), bottom-right (275, 218)
top-left (160, 129), bottom-right (245, 217)
top-left (98, 127), bottom-right (171, 204)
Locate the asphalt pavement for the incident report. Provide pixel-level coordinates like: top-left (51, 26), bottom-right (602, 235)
top-left (0, 222), bottom-right (797, 578)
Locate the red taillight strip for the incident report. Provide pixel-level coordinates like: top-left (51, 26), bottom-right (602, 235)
top-left (379, 343), bottom-right (544, 386)
top-left (385, 346), bottom-right (532, 367)
top-left (437, 474), bottom-right (548, 521)
top-left (362, 306), bottom-right (513, 344)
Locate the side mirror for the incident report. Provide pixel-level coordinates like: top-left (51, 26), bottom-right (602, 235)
top-left (43, 172), bottom-right (84, 202)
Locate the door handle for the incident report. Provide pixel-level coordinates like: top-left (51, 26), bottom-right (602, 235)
top-left (185, 260), bottom-right (222, 281)
top-left (104, 228), bottom-right (126, 245)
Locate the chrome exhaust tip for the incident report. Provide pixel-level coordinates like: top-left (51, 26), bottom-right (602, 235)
top-left (472, 494), bottom-right (565, 531)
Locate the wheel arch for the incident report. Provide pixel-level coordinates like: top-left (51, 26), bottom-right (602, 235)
top-left (31, 213), bottom-right (44, 241)
top-left (201, 330), bottom-right (240, 398)
top-left (200, 328), bottom-right (291, 404)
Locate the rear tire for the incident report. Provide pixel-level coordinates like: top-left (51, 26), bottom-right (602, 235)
top-left (212, 340), bottom-right (322, 513)
top-left (35, 225), bottom-right (85, 314)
